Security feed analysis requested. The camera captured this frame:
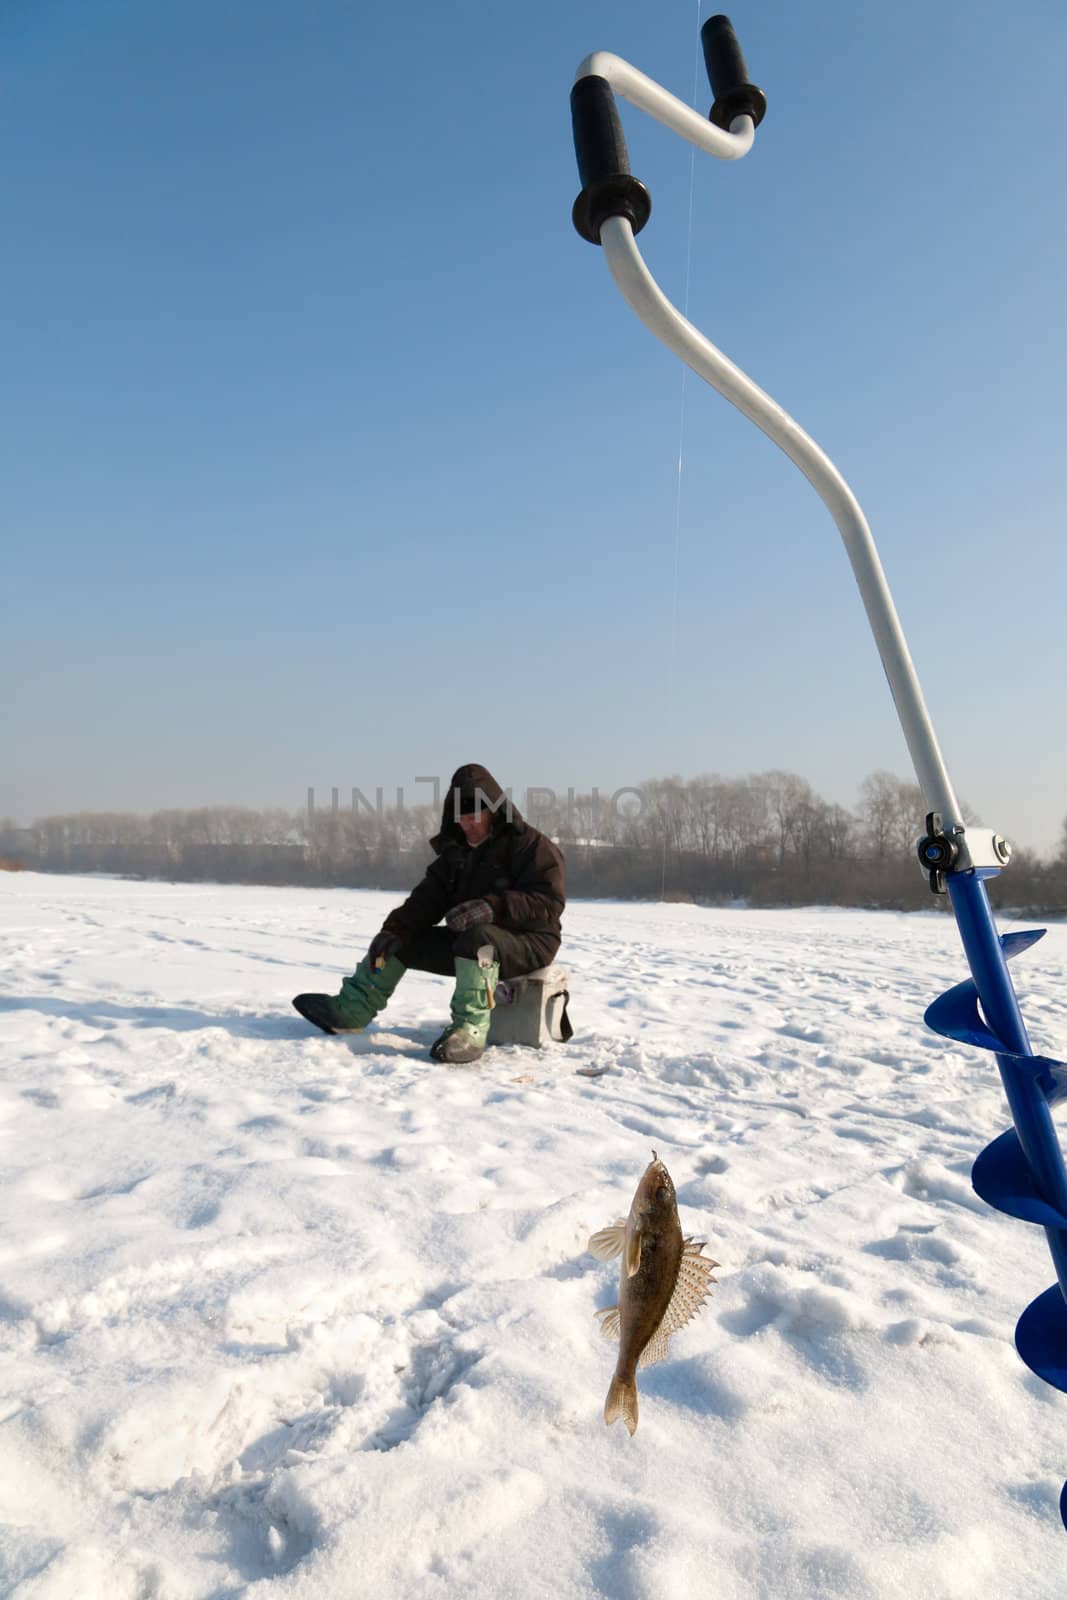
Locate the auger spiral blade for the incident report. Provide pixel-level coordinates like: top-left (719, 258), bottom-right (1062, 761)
top-left (925, 907), bottom-right (1067, 1525)
top-left (1016, 1287), bottom-right (1067, 1396)
top-left (972, 1128), bottom-right (1067, 1230)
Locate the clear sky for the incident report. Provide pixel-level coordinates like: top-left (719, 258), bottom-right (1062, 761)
top-left (3, 0), bottom-right (1065, 853)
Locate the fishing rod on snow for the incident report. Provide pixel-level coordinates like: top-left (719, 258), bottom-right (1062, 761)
top-left (568, 12), bottom-right (1067, 1526)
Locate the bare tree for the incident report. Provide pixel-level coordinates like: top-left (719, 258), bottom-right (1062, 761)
top-left (685, 775), bottom-right (726, 859)
top-left (717, 779), bottom-right (768, 867)
top-left (640, 777), bottom-right (689, 857)
top-left (752, 771), bottom-right (816, 866)
top-left (858, 771), bottom-right (924, 860)
top-left (824, 803), bottom-right (855, 861)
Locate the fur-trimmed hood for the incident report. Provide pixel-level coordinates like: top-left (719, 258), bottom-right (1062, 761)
top-left (430, 763), bottom-right (525, 853)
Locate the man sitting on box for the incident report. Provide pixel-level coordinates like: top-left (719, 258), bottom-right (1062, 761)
top-left (292, 763), bottom-right (566, 1064)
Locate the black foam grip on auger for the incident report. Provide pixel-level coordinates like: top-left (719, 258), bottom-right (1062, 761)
top-left (570, 75), bottom-right (651, 246)
top-left (701, 13), bottom-right (767, 131)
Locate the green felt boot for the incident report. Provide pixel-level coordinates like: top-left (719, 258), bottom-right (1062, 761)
top-left (292, 954), bottom-right (406, 1035)
top-left (430, 951), bottom-right (499, 1064)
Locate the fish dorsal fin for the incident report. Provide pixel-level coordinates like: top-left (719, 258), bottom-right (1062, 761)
top-left (595, 1304), bottom-right (620, 1342)
top-left (587, 1220), bottom-right (627, 1262)
top-left (647, 1239), bottom-right (718, 1362)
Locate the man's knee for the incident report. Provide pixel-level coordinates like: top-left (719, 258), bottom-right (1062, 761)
top-left (451, 925), bottom-right (500, 962)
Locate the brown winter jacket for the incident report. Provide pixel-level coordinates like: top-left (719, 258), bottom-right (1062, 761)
top-left (381, 764), bottom-right (565, 960)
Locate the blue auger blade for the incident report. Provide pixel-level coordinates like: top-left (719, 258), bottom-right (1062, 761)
top-left (1016, 1285), bottom-right (1067, 1395)
top-left (1060, 1479), bottom-right (1067, 1533)
top-left (973, 1128), bottom-right (1067, 1230)
top-left (996, 928), bottom-right (1047, 960)
top-left (924, 929), bottom-right (1046, 1052)
top-left (925, 979), bottom-right (1003, 1052)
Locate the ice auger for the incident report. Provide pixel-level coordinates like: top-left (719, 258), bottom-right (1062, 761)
top-left (568, 14), bottom-right (1067, 1525)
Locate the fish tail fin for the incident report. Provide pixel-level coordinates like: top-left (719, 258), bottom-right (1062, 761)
top-left (604, 1375), bottom-right (639, 1436)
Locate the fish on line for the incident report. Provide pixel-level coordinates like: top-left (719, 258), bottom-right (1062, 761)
top-left (588, 1153), bottom-right (718, 1436)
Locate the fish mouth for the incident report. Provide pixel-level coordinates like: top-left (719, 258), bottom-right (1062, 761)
top-left (636, 1154), bottom-right (676, 1207)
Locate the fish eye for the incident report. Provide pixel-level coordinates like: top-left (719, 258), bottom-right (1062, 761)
top-left (656, 1185), bottom-right (669, 1202)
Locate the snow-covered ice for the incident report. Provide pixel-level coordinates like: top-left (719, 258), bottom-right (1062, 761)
top-left (1, 872), bottom-right (1066, 1598)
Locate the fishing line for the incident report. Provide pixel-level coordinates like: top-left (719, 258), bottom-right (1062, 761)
top-left (659, 2), bottom-right (702, 902)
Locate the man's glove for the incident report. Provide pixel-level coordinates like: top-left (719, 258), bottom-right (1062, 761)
top-left (368, 929), bottom-right (403, 968)
top-left (446, 898), bottom-right (494, 933)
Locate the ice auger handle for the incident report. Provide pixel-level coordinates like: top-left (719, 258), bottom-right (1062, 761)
top-left (701, 14), bottom-right (767, 131)
top-left (571, 76), bottom-right (652, 245)
top-left (570, 15), bottom-right (760, 246)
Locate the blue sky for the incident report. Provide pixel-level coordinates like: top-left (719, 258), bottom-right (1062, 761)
top-left (4, 0), bottom-right (1065, 854)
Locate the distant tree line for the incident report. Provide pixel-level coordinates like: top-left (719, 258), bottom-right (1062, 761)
top-left (2, 769), bottom-right (1066, 915)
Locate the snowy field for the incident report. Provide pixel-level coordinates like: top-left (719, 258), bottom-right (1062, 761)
top-left (2, 872), bottom-right (1067, 1599)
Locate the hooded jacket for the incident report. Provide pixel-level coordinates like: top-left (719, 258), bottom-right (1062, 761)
top-left (381, 764), bottom-right (565, 956)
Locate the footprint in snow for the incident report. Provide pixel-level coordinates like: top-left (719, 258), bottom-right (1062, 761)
top-left (863, 1227), bottom-right (964, 1270)
top-left (693, 1153), bottom-right (729, 1175)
